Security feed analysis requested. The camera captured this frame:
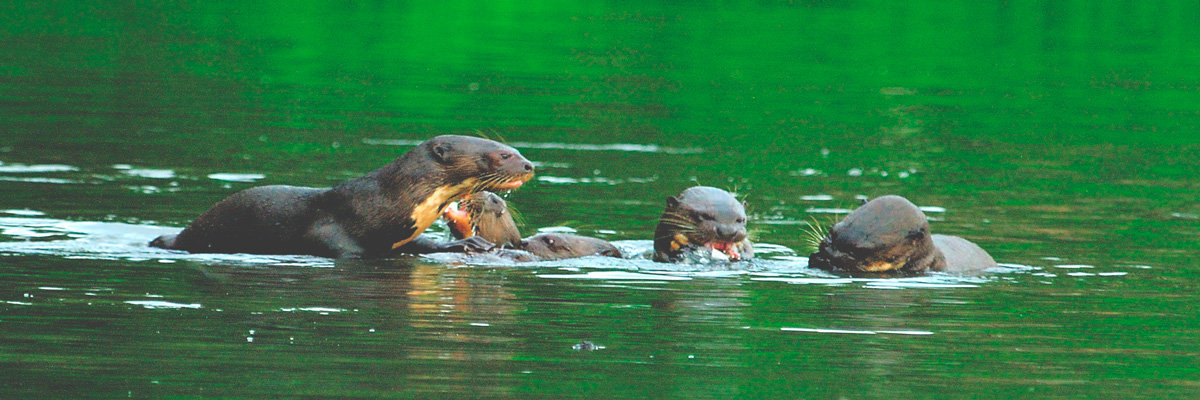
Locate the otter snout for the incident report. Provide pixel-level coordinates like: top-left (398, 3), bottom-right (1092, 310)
top-left (489, 150), bottom-right (534, 176)
top-left (715, 225), bottom-right (746, 242)
top-left (808, 237), bottom-right (857, 271)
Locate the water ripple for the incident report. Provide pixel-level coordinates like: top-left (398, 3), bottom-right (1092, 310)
top-left (0, 163), bottom-right (78, 173)
top-left (208, 173), bottom-right (266, 182)
top-left (537, 271), bottom-right (693, 281)
top-left (781, 327), bottom-right (934, 335)
top-left (126, 300), bottom-right (202, 309)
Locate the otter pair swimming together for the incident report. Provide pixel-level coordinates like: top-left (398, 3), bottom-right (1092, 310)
top-left (150, 135), bottom-right (532, 258)
top-left (441, 191), bottom-right (621, 261)
top-left (148, 134), bottom-right (620, 262)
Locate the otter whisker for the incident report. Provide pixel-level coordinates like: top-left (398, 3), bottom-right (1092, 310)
top-left (475, 176), bottom-right (500, 192)
top-left (507, 203), bottom-right (527, 228)
top-left (657, 218), bottom-right (699, 229)
top-left (490, 129), bottom-right (509, 144)
top-left (653, 230), bottom-right (701, 242)
top-left (655, 222), bottom-right (697, 232)
top-left (463, 176), bottom-right (490, 195)
top-left (745, 226), bottom-right (763, 242)
top-left (799, 216), bottom-right (832, 254)
top-left (473, 174), bottom-right (506, 193)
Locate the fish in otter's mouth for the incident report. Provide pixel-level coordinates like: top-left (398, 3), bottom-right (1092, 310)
top-left (442, 202), bottom-right (474, 238)
top-left (706, 240), bottom-right (743, 261)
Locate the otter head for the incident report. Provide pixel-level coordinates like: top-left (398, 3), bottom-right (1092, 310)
top-left (520, 233), bottom-right (623, 260)
top-left (422, 135), bottom-right (534, 193)
top-left (387, 136), bottom-right (535, 251)
top-left (444, 191), bottom-right (523, 248)
top-left (654, 186), bottom-right (749, 261)
top-left (808, 195), bottom-right (945, 274)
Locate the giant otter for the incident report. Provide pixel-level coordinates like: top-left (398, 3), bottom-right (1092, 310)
top-left (807, 195), bottom-right (996, 275)
top-left (149, 135), bottom-right (534, 258)
top-left (440, 192), bottom-right (621, 261)
top-left (443, 191), bottom-right (522, 249)
top-left (518, 232), bottom-right (622, 260)
top-left (653, 186), bottom-right (754, 262)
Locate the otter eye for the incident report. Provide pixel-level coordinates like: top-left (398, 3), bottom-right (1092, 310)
top-left (735, 217), bottom-right (746, 224)
top-left (700, 213), bottom-right (716, 221)
top-left (500, 153), bottom-right (512, 160)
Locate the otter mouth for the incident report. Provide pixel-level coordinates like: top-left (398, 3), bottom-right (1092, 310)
top-left (809, 244), bottom-right (904, 273)
top-left (706, 241), bottom-right (743, 261)
top-left (443, 172), bottom-right (531, 235)
top-left (488, 173), bottom-right (533, 191)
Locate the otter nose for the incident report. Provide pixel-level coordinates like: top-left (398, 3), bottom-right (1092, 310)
top-left (716, 225), bottom-right (739, 240)
top-left (522, 162), bottom-right (534, 173)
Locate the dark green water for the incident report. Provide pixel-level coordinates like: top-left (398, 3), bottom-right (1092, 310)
top-left (3, 1), bottom-right (1199, 398)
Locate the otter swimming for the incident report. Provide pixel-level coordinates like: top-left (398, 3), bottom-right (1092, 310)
top-left (519, 232), bottom-right (622, 260)
top-left (807, 195), bottom-right (996, 275)
top-left (439, 191), bottom-right (621, 261)
top-left (150, 135), bottom-right (533, 258)
top-left (443, 191), bottom-right (523, 249)
top-left (653, 186), bottom-right (754, 262)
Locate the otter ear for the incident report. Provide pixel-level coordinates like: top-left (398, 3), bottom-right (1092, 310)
top-left (666, 196), bottom-right (680, 208)
top-left (432, 143), bottom-right (454, 163)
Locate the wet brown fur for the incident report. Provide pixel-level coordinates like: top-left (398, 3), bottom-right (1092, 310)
top-left (445, 192), bottom-right (620, 261)
top-left (451, 191), bottom-right (523, 249)
top-left (150, 135), bottom-right (533, 258)
top-left (808, 195), bottom-right (996, 275)
top-left (653, 186), bottom-right (753, 262)
top-left (521, 232), bottom-right (622, 260)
